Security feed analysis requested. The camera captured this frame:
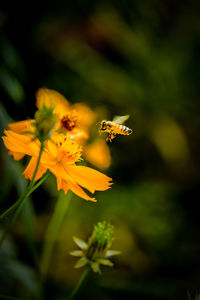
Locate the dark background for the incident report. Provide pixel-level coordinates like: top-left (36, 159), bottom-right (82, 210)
top-left (0, 0), bottom-right (200, 299)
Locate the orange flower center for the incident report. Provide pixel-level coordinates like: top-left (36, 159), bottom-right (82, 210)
top-left (61, 110), bottom-right (79, 131)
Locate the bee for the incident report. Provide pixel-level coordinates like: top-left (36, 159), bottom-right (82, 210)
top-left (99, 115), bottom-right (132, 142)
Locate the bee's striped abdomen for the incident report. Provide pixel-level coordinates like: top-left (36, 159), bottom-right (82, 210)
top-left (116, 124), bottom-right (132, 135)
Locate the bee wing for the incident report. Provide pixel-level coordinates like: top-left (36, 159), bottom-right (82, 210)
top-left (112, 115), bottom-right (130, 124)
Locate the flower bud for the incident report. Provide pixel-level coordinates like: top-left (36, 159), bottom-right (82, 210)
top-left (34, 106), bottom-right (58, 142)
top-left (70, 221), bottom-right (120, 273)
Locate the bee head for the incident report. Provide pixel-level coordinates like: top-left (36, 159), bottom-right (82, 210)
top-left (100, 120), bottom-right (107, 131)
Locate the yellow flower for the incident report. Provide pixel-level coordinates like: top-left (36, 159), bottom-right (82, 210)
top-left (7, 88), bottom-right (96, 144)
top-left (2, 88), bottom-right (112, 201)
top-left (4, 87), bottom-right (96, 167)
top-left (2, 131), bottom-right (112, 201)
top-left (36, 88), bottom-right (96, 143)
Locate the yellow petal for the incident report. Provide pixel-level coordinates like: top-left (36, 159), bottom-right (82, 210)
top-left (2, 130), bottom-right (39, 157)
top-left (8, 151), bottom-right (25, 160)
top-left (44, 139), bottom-right (58, 158)
top-left (39, 146), bottom-right (56, 167)
top-left (36, 88), bottom-right (69, 118)
top-left (66, 165), bottom-right (112, 193)
top-left (84, 139), bottom-right (111, 170)
top-left (72, 103), bottom-right (96, 128)
top-left (8, 120), bottom-right (34, 133)
top-left (50, 164), bottom-right (74, 182)
top-left (62, 178), bottom-right (96, 202)
top-left (23, 157), bottom-right (47, 181)
top-left (49, 164), bottom-right (96, 201)
top-left (56, 175), bottom-right (63, 192)
top-left (68, 129), bottom-right (89, 143)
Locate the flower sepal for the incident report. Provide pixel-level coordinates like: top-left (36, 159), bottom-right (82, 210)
top-left (72, 237), bottom-right (88, 250)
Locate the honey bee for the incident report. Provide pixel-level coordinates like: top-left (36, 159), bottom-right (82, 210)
top-left (99, 115), bottom-right (132, 142)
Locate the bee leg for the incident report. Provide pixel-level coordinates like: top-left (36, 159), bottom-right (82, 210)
top-left (106, 134), bottom-right (111, 142)
top-left (106, 132), bottom-right (116, 142)
top-left (111, 133), bottom-right (116, 142)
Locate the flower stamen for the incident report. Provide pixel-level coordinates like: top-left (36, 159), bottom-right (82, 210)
top-left (53, 135), bottom-right (82, 163)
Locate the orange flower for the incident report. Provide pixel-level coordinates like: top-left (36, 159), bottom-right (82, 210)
top-left (36, 88), bottom-right (96, 143)
top-left (2, 88), bottom-right (112, 201)
top-left (5, 87), bottom-right (96, 161)
top-left (2, 131), bottom-right (112, 201)
top-left (8, 88), bottom-right (96, 144)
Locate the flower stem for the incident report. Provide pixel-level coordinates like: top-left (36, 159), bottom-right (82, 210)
top-left (40, 190), bottom-right (72, 279)
top-left (29, 141), bottom-right (45, 190)
top-left (67, 266), bottom-right (90, 300)
top-left (0, 142), bottom-right (46, 246)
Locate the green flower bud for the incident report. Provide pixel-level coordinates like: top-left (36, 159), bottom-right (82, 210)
top-left (34, 105), bottom-right (58, 142)
top-left (70, 221), bottom-right (120, 274)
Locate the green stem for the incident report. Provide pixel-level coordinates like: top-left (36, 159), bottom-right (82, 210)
top-left (67, 266), bottom-right (90, 300)
top-left (40, 191), bottom-right (72, 279)
top-left (29, 141), bottom-right (44, 191)
top-left (0, 142), bottom-right (46, 246)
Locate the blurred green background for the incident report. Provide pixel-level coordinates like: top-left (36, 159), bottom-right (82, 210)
top-left (1, 0), bottom-right (200, 299)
